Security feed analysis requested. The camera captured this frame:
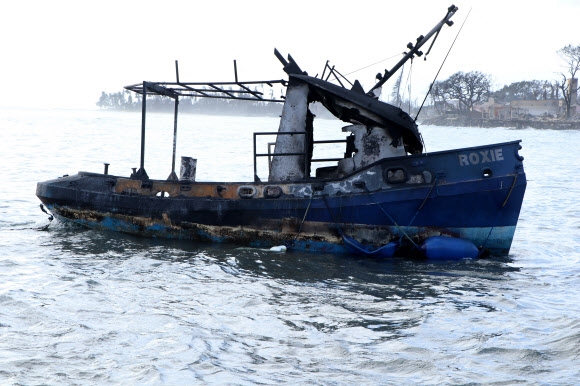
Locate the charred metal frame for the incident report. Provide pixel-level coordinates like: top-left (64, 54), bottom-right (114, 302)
top-left (125, 80), bottom-right (287, 102)
top-left (320, 61), bottom-right (354, 89)
top-left (125, 63), bottom-right (286, 180)
top-left (125, 4), bottom-right (457, 181)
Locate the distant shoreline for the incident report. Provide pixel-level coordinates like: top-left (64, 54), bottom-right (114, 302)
top-left (419, 117), bottom-right (580, 130)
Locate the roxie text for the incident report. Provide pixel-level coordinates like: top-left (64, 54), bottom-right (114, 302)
top-left (458, 148), bottom-right (504, 166)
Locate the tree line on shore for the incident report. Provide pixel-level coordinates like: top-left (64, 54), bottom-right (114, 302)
top-left (429, 44), bottom-right (580, 120)
top-left (96, 90), bottom-right (283, 116)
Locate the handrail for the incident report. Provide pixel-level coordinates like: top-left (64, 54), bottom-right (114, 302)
top-left (253, 131), bottom-right (307, 182)
top-left (253, 131), bottom-right (347, 182)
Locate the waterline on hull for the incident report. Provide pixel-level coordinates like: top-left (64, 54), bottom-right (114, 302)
top-left (46, 204), bottom-right (516, 255)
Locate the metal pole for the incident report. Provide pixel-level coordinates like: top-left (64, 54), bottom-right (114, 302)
top-left (168, 61), bottom-right (181, 180)
top-left (253, 133), bottom-right (258, 182)
top-left (304, 132), bottom-right (308, 178)
top-left (168, 98), bottom-right (179, 180)
top-left (234, 60), bottom-right (238, 83)
top-left (139, 82), bottom-right (147, 173)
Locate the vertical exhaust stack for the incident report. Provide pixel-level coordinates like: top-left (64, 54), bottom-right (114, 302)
top-left (180, 157), bottom-right (197, 181)
top-left (268, 79), bottom-right (309, 182)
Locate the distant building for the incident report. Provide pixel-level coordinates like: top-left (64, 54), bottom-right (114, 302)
top-left (474, 98), bottom-right (562, 119)
top-left (509, 99), bottom-right (561, 117)
top-left (475, 97), bottom-right (512, 119)
top-left (432, 99), bottom-right (461, 116)
top-left (474, 77), bottom-right (580, 119)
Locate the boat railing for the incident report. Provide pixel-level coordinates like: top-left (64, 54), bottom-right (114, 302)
top-left (253, 132), bottom-right (346, 182)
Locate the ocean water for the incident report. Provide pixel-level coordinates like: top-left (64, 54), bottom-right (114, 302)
top-left (1, 107), bottom-right (579, 385)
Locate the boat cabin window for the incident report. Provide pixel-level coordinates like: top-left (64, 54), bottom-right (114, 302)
top-left (385, 168), bottom-right (407, 184)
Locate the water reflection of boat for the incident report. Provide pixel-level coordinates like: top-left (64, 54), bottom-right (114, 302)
top-left (36, 5), bottom-right (526, 257)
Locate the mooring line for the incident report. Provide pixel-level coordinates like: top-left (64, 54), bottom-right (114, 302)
top-left (286, 193), bottom-right (315, 248)
top-left (360, 186), bottom-right (419, 249)
top-left (3, 204), bottom-right (54, 231)
top-left (37, 204), bottom-right (54, 230)
top-left (502, 174), bottom-right (518, 208)
top-left (321, 194), bottom-right (344, 237)
top-left (407, 175), bottom-right (439, 227)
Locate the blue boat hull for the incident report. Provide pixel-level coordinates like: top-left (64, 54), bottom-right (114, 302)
top-left (36, 141), bottom-right (526, 256)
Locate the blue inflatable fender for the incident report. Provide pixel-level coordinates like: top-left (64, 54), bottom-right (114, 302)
top-left (420, 236), bottom-right (479, 260)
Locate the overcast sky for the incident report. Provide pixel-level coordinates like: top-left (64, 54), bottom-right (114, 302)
top-left (2, 0), bottom-right (579, 109)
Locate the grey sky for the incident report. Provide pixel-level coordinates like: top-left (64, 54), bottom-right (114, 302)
top-left (2, 0), bottom-right (579, 109)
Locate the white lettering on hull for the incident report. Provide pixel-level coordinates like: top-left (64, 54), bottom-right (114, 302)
top-left (458, 148), bottom-right (504, 166)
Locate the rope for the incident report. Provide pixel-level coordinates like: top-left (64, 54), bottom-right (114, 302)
top-left (343, 53), bottom-right (402, 77)
top-left (395, 65), bottom-right (405, 108)
top-left (287, 193), bottom-right (314, 247)
top-left (361, 186), bottom-right (420, 249)
top-left (502, 174), bottom-right (518, 208)
top-left (407, 175), bottom-right (439, 227)
top-left (321, 195), bottom-right (344, 236)
top-left (39, 204), bottom-right (54, 230)
top-left (5, 204), bottom-right (54, 231)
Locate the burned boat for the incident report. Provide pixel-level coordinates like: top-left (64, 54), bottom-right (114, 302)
top-left (36, 5), bottom-right (526, 256)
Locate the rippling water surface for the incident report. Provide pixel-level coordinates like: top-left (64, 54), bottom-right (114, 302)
top-left (1, 107), bottom-right (579, 384)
